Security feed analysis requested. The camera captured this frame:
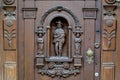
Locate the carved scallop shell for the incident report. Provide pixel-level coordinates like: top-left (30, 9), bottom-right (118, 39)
top-left (105, 0), bottom-right (116, 4)
top-left (3, 0), bottom-right (15, 5)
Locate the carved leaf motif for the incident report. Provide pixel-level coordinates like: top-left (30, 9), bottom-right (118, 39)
top-left (103, 29), bottom-right (116, 48)
top-left (4, 29), bottom-right (16, 47)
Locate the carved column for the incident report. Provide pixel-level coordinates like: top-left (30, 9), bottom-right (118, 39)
top-left (2, 0), bottom-right (17, 80)
top-left (101, 0), bottom-right (117, 80)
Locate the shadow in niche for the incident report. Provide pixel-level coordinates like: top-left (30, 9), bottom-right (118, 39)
top-left (49, 17), bottom-right (69, 57)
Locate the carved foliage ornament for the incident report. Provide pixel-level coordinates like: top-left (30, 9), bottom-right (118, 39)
top-left (3, 0), bottom-right (15, 5)
top-left (103, 29), bottom-right (116, 48)
top-left (4, 29), bottom-right (16, 47)
top-left (102, 5), bottom-right (117, 50)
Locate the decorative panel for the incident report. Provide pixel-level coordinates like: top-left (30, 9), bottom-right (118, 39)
top-left (4, 62), bottom-right (17, 80)
top-left (102, 5), bottom-right (117, 51)
top-left (102, 63), bottom-right (115, 80)
top-left (35, 6), bottom-right (83, 78)
top-left (3, 6), bottom-right (16, 50)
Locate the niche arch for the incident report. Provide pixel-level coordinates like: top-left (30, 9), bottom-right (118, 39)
top-left (40, 6), bottom-right (81, 26)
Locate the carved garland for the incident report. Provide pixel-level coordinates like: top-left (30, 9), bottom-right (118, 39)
top-left (36, 6), bottom-right (83, 77)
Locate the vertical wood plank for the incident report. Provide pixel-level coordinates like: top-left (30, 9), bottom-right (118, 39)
top-left (24, 19), bottom-right (35, 80)
top-left (84, 1), bottom-right (95, 80)
top-left (84, 19), bottom-right (95, 80)
top-left (101, 0), bottom-right (116, 80)
top-left (115, 7), bottom-right (120, 80)
top-left (18, 0), bottom-right (24, 80)
top-left (0, 5), bottom-right (3, 80)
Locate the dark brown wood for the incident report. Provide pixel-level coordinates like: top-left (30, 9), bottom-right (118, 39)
top-left (0, 0), bottom-right (120, 80)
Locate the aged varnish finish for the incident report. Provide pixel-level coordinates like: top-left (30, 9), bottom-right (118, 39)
top-left (0, 0), bottom-right (120, 80)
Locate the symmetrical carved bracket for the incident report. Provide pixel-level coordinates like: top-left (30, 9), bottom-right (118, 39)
top-left (35, 6), bottom-right (83, 78)
top-left (102, 5), bottom-right (117, 51)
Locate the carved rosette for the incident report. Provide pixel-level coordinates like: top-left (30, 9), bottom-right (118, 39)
top-left (35, 6), bottom-right (83, 78)
top-left (102, 5), bottom-right (117, 50)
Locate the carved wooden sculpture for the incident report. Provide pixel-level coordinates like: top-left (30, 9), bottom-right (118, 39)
top-left (53, 20), bottom-right (65, 56)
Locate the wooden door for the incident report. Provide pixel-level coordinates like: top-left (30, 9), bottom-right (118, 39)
top-left (19, 1), bottom-right (101, 80)
top-left (1, 0), bottom-right (120, 80)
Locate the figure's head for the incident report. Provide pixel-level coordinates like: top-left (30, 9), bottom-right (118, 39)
top-left (76, 33), bottom-right (81, 37)
top-left (56, 20), bottom-right (63, 28)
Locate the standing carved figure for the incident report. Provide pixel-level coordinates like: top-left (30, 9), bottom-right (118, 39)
top-left (53, 21), bottom-right (65, 56)
top-left (74, 33), bottom-right (82, 55)
top-left (36, 26), bottom-right (45, 55)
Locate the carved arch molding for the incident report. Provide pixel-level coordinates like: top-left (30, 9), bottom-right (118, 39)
top-left (35, 6), bottom-right (83, 78)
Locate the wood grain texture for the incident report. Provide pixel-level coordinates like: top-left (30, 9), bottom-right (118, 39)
top-left (101, 0), bottom-right (117, 80)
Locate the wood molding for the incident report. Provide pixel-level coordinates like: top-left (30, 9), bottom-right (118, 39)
top-left (22, 8), bottom-right (37, 19)
top-left (83, 8), bottom-right (98, 19)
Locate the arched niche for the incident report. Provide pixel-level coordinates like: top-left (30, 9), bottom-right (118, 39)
top-left (47, 16), bottom-right (70, 57)
top-left (40, 6), bottom-right (80, 27)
